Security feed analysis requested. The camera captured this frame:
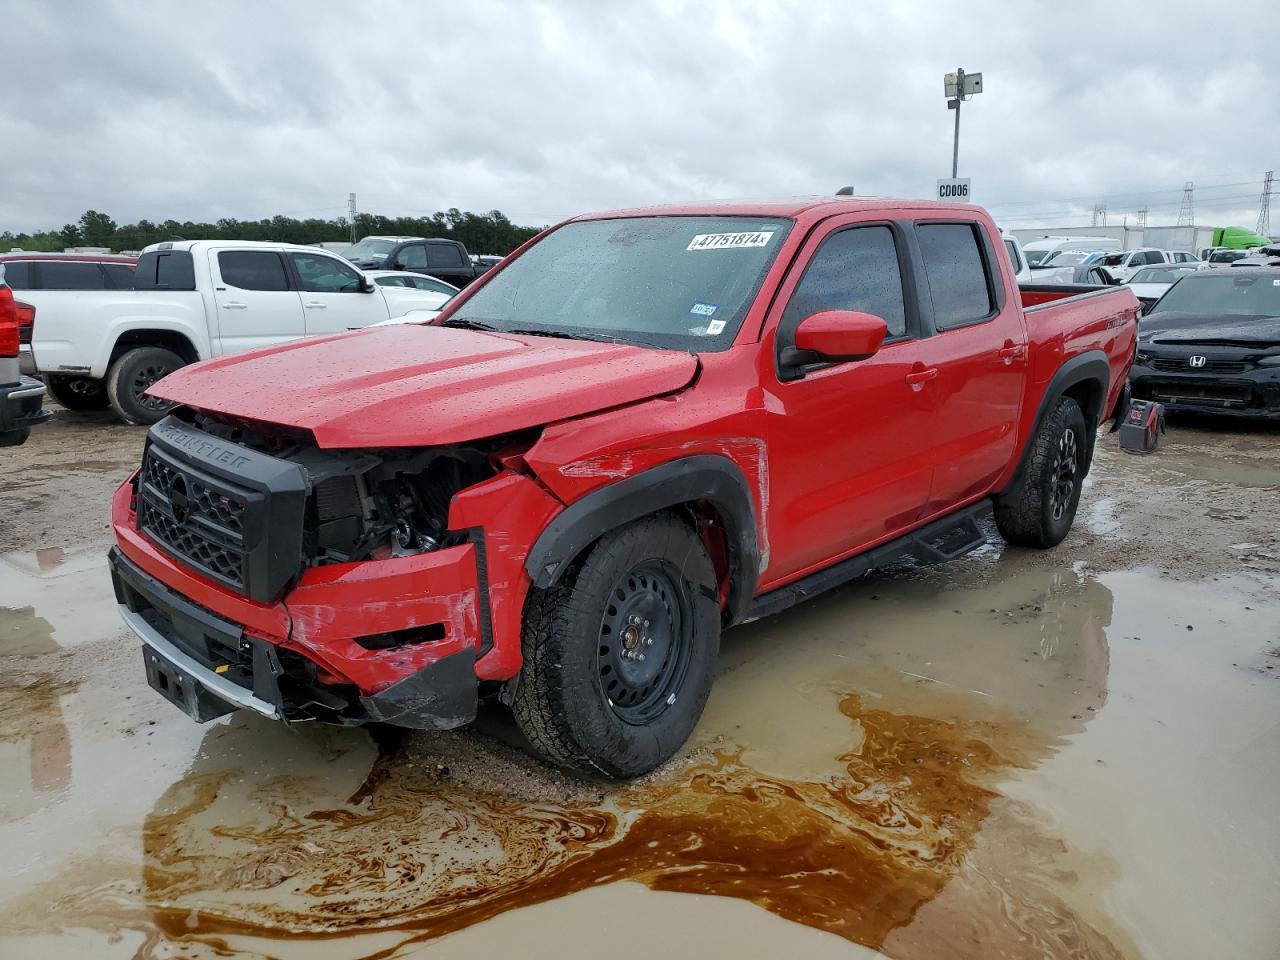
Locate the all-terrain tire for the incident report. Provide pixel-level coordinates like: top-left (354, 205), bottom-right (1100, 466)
top-left (995, 396), bottom-right (1088, 548)
top-left (45, 375), bottom-right (110, 411)
top-left (106, 347), bottom-right (184, 426)
top-left (511, 512), bottom-right (721, 779)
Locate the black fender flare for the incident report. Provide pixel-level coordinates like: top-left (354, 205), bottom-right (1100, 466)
top-left (1004, 350), bottom-right (1111, 496)
top-left (524, 455), bottom-right (760, 624)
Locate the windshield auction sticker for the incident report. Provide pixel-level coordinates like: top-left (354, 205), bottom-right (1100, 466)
top-left (687, 231), bottom-right (774, 251)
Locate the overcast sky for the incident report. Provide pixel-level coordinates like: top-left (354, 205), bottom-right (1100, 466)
top-left (3, 0), bottom-right (1277, 235)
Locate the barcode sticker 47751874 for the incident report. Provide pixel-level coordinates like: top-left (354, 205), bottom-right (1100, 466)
top-left (686, 231), bottom-right (775, 252)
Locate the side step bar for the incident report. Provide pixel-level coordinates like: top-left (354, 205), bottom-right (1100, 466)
top-left (741, 499), bottom-right (992, 623)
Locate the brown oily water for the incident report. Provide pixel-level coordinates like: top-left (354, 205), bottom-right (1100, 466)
top-left (10, 690), bottom-right (1130, 959)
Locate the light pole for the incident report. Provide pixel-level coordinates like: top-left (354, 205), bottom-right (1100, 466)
top-left (944, 68), bottom-right (983, 179)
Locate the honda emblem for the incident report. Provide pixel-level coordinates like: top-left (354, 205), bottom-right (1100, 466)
top-left (1188, 355), bottom-right (1207, 368)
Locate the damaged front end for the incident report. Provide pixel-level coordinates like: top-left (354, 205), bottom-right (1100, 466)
top-left (111, 409), bottom-right (555, 731)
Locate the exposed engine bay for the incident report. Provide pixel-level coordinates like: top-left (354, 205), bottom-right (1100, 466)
top-left (179, 409), bottom-right (516, 568)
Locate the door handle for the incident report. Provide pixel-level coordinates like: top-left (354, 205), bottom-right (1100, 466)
top-left (303, 301), bottom-right (327, 309)
top-left (998, 340), bottom-right (1026, 364)
top-left (222, 301), bottom-right (247, 310)
top-left (905, 366), bottom-right (939, 388)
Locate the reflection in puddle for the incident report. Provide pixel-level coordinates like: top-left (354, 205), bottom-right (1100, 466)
top-left (8, 690), bottom-right (1123, 959)
top-left (11, 551), bottom-right (1277, 960)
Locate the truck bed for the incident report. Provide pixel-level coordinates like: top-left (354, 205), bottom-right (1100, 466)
top-left (1019, 282), bottom-right (1117, 310)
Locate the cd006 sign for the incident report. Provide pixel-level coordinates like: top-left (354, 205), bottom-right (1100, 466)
top-left (936, 178), bottom-right (971, 201)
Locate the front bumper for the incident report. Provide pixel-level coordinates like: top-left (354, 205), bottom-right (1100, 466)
top-left (0, 373), bottom-right (50, 436)
top-left (1130, 361), bottom-right (1280, 418)
top-left (111, 545), bottom-right (480, 728)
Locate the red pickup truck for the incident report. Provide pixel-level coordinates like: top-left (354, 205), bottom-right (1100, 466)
top-left (109, 198), bottom-right (1138, 777)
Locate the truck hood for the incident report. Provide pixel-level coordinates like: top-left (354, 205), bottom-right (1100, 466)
top-left (152, 325), bottom-right (700, 448)
top-left (1140, 312), bottom-right (1280, 347)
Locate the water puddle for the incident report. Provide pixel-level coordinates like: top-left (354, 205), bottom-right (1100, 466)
top-left (1, 548), bottom-right (1277, 959)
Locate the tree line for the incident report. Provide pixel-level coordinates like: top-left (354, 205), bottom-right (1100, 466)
top-left (1, 208), bottom-right (544, 256)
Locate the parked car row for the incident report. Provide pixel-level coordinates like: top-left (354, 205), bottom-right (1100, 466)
top-left (16, 241), bottom-right (453, 424)
top-left (339, 236), bottom-right (486, 288)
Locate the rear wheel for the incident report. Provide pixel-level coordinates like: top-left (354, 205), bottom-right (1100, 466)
top-left (512, 513), bottom-right (721, 779)
top-left (44, 375), bottom-right (109, 411)
top-left (995, 396), bottom-right (1088, 548)
top-left (106, 347), bottom-right (183, 426)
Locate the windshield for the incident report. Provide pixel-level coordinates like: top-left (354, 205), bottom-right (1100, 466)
top-left (342, 238), bottom-right (399, 263)
top-left (1131, 267), bottom-right (1195, 283)
top-left (1148, 274), bottom-right (1280, 318)
top-left (1024, 247), bottom-right (1057, 266)
top-left (1209, 250), bottom-right (1247, 263)
top-left (447, 216), bottom-right (793, 350)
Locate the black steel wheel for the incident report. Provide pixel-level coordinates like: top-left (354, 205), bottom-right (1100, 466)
top-left (513, 512), bottom-right (721, 779)
top-left (597, 561), bottom-right (694, 725)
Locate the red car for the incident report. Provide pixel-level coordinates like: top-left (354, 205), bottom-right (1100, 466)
top-left (109, 197), bottom-right (1138, 777)
top-left (0, 265), bottom-right (50, 445)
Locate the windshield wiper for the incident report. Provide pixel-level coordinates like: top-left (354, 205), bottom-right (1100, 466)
top-left (506, 327), bottom-right (588, 340)
top-left (441, 318), bottom-right (501, 332)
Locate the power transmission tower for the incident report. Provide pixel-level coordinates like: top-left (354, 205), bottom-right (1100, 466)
top-left (1257, 171), bottom-right (1274, 236)
top-left (1176, 181), bottom-right (1195, 226)
top-left (1136, 207), bottom-right (1147, 228)
top-left (1092, 204), bottom-right (1106, 227)
top-left (348, 193), bottom-right (358, 243)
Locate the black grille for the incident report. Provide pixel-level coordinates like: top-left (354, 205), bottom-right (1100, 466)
top-left (1135, 378), bottom-right (1252, 408)
top-left (138, 446), bottom-right (251, 591)
top-left (1151, 357), bottom-right (1248, 374)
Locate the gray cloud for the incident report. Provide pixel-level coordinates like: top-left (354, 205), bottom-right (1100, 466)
top-left (2, 0), bottom-right (1276, 235)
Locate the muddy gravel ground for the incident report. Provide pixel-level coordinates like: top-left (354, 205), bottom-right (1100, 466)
top-left (1, 403), bottom-right (1278, 960)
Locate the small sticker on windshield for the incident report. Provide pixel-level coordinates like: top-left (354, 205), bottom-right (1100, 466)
top-left (706, 319), bottom-right (727, 335)
top-left (689, 302), bottom-right (718, 317)
top-left (687, 231), bottom-right (774, 251)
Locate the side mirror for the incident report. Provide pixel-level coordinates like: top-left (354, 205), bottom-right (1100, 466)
top-left (781, 310), bottom-right (888, 374)
top-left (357, 275), bottom-right (375, 293)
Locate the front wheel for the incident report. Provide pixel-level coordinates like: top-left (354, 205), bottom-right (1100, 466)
top-left (512, 512), bottom-right (721, 779)
top-left (106, 347), bottom-right (184, 426)
top-left (995, 396), bottom-right (1088, 548)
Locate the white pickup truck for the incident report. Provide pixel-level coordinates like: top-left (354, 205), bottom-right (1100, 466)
top-left (26, 240), bottom-right (448, 424)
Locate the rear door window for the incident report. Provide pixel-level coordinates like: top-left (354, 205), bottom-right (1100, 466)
top-left (218, 251), bottom-right (290, 291)
top-left (102, 263), bottom-right (135, 289)
top-left (37, 261), bottom-right (109, 290)
top-left (426, 243), bottom-right (466, 268)
top-left (916, 223), bottom-right (994, 329)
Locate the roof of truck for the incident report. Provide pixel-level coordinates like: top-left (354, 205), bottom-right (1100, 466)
top-left (570, 196), bottom-right (988, 223)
